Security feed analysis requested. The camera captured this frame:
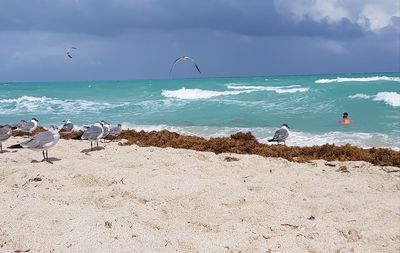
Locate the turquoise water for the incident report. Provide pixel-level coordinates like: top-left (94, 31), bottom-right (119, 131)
top-left (1, 73), bottom-right (399, 149)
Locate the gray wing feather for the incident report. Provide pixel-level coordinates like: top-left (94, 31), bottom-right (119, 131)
top-left (82, 126), bottom-right (103, 140)
top-left (0, 126), bottom-right (12, 141)
top-left (272, 129), bottom-right (289, 141)
top-left (20, 122), bottom-right (34, 131)
top-left (109, 126), bottom-right (122, 136)
top-left (60, 123), bottom-right (74, 132)
top-left (102, 126), bottom-right (109, 137)
top-left (21, 131), bottom-right (54, 149)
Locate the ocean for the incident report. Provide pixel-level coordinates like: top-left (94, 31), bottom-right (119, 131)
top-left (1, 73), bottom-right (399, 150)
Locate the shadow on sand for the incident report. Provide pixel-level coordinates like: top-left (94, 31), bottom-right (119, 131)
top-left (80, 146), bottom-right (105, 154)
top-left (31, 157), bottom-right (62, 164)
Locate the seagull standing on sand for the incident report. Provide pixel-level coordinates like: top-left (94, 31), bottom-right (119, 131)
top-left (8, 125), bottom-right (60, 162)
top-left (81, 122), bottom-right (104, 151)
top-left (12, 120), bottom-right (27, 129)
top-left (59, 119), bottom-right (74, 133)
top-left (109, 124), bottom-right (122, 137)
top-left (17, 118), bottom-right (39, 133)
top-left (0, 125), bottom-right (12, 153)
top-left (169, 56), bottom-right (202, 76)
top-left (268, 124), bottom-right (290, 144)
top-left (100, 121), bottom-right (110, 140)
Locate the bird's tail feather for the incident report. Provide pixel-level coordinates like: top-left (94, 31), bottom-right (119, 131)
top-left (268, 139), bottom-right (276, 142)
top-left (8, 144), bottom-right (23, 149)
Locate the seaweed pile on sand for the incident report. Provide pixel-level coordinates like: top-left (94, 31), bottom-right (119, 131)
top-left (9, 127), bottom-right (400, 167)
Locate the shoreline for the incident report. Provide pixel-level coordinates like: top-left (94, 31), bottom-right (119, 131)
top-left (9, 127), bottom-right (400, 168)
top-left (0, 136), bottom-right (399, 252)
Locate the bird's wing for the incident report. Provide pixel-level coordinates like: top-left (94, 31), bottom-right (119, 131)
top-left (61, 123), bottom-right (73, 132)
top-left (82, 125), bottom-right (103, 140)
top-left (169, 56), bottom-right (185, 75)
top-left (193, 62), bottom-right (201, 74)
top-left (0, 126), bottom-right (12, 140)
top-left (184, 57), bottom-right (201, 74)
top-left (272, 128), bottom-right (289, 141)
top-left (109, 126), bottom-right (122, 136)
top-left (0, 126), bottom-right (11, 136)
top-left (21, 131), bottom-right (54, 149)
top-left (20, 122), bottom-right (34, 131)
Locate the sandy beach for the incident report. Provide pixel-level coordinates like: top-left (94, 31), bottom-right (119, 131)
top-left (0, 137), bottom-right (399, 252)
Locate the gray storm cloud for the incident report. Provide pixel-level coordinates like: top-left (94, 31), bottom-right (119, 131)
top-left (0, 0), bottom-right (398, 81)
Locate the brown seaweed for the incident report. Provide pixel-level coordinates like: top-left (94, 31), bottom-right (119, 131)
top-left (10, 127), bottom-right (400, 167)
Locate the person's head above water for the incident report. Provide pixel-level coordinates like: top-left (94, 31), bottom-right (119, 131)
top-left (340, 112), bottom-right (352, 125)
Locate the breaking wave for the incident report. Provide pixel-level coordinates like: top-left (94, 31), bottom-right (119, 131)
top-left (0, 96), bottom-right (128, 115)
top-left (315, 76), bottom-right (400, 84)
top-left (226, 84), bottom-right (309, 93)
top-left (349, 92), bottom-right (400, 107)
top-left (162, 84), bottom-right (309, 100)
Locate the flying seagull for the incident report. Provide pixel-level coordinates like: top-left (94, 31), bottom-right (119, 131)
top-left (59, 119), bottom-right (74, 133)
top-left (66, 47), bottom-right (77, 59)
top-left (17, 118), bottom-right (39, 133)
top-left (8, 125), bottom-right (60, 162)
top-left (81, 122), bottom-right (104, 151)
top-left (0, 125), bottom-right (12, 153)
top-left (109, 124), bottom-right (122, 137)
top-left (268, 124), bottom-right (290, 144)
top-left (169, 56), bottom-right (201, 76)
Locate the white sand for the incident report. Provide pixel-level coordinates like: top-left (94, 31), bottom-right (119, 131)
top-left (0, 137), bottom-right (399, 252)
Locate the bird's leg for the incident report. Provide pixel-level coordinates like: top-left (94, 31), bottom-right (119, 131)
top-left (91, 141), bottom-right (93, 151)
top-left (42, 150), bottom-right (46, 160)
top-left (46, 150), bottom-right (48, 161)
top-left (97, 141), bottom-right (99, 150)
top-left (0, 143), bottom-right (2, 153)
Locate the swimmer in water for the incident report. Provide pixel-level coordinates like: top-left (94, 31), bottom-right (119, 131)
top-left (340, 112), bottom-right (352, 125)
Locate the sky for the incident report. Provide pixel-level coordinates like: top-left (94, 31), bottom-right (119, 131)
top-left (0, 0), bottom-right (399, 82)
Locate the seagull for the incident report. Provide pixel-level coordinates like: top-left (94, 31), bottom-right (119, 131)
top-left (101, 120), bottom-right (110, 139)
top-left (81, 122), bottom-right (104, 151)
top-left (59, 119), bottom-right (74, 133)
top-left (0, 125), bottom-right (12, 153)
top-left (66, 47), bottom-right (77, 59)
top-left (169, 56), bottom-right (201, 76)
top-left (268, 124), bottom-right (290, 144)
top-left (17, 118), bottom-right (39, 133)
top-left (12, 120), bottom-right (27, 129)
top-left (8, 125), bottom-right (60, 162)
top-left (109, 124), bottom-right (122, 137)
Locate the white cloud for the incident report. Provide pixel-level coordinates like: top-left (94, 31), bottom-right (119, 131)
top-left (274, 0), bottom-right (400, 31)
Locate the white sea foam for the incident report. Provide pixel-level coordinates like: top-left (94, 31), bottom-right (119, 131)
top-left (161, 84), bottom-right (309, 100)
top-left (348, 93), bottom-right (371, 99)
top-left (226, 84), bottom-right (309, 93)
top-left (349, 92), bottom-right (400, 107)
top-left (161, 87), bottom-right (255, 100)
top-left (373, 92), bottom-right (400, 107)
top-left (0, 95), bottom-right (127, 115)
top-left (315, 76), bottom-right (400, 84)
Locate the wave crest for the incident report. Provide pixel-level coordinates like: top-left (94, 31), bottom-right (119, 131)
top-left (373, 92), bottom-right (400, 107)
top-left (162, 84), bottom-right (309, 100)
top-left (0, 96), bottom-right (127, 115)
top-left (315, 76), bottom-right (400, 84)
top-left (349, 92), bottom-right (400, 107)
